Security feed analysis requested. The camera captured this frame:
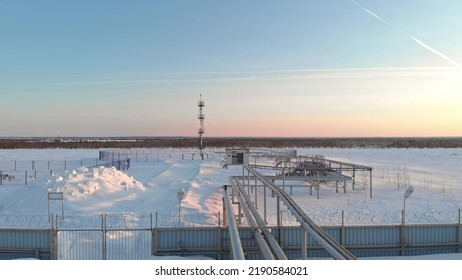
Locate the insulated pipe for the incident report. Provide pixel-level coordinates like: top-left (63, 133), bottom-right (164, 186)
top-left (231, 179), bottom-right (275, 260)
top-left (222, 186), bottom-right (246, 260)
top-left (244, 165), bottom-right (356, 260)
top-left (233, 179), bottom-right (288, 260)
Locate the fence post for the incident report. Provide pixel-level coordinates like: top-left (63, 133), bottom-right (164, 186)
top-left (458, 209), bottom-right (461, 253)
top-left (25, 171), bottom-right (28, 185)
top-left (52, 214), bottom-right (59, 260)
top-left (152, 212), bottom-right (158, 256)
top-left (341, 210), bottom-right (346, 245)
top-left (400, 209), bottom-right (405, 256)
top-left (102, 214), bottom-right (106, 260)
top-left (0, 171), bottom-right (2, 186)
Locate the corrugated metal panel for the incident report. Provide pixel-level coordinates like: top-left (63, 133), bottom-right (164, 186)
top-left (245, 251), bottom-right (263, 260)
top-left (283, 249), bottom-right (331, 260)
top-left (237, 228), bottom-right (257, 248)
top-left (346, 226), bottom-right (400, 246)
top-left (106, 229), bottom-right (151, 260)
top-left (0, 252), bottom-right (52, 260)
top-left (404, 246), bottom-right (458, 257)
top-left (324, 227), bottom-right (341, 243)
top-left (58, 230), bottom-right (103, 260)
top-left (278, 227), bottom-right (341, 247)
top-left (157, 228), bottom-right (220, 250)
top-left (280, 228), bottom-right (305, 247)
top-left (220, 228), bottom-right (230, 249)
top-left (351, 248), bottom-right (401, 258)
top-left (0, 230), bottom-right (51, 249)
top-left (156, 229), bottom-right (180, 249)
top-left (179, 229), bottom-right (218, 249)
top-left (406, 225), bottom-right (457, 244)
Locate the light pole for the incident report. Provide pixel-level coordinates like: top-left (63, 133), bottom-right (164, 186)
top-left (177, 188), bottom-right (186, 227)
top-left (403, 186), bottom-right (414, 225)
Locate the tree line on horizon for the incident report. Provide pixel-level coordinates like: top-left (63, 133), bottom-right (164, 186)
top-left (0, 137), bottom-right (461, 149)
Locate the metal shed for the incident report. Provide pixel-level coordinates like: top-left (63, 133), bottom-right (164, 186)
top-left (225, 148), bottom-right (249, 166)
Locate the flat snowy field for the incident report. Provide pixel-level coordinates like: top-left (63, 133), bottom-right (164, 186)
top-left (1, 148), bottom-right (461, 260)
top-left (1, 148), bottom-right (461, 225)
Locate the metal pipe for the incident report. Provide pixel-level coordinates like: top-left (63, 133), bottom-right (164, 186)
top-left (222, 186), bottom-right (246, 260)
top-left (244, 165), bottom-right (355, 260)
top-left (233, 178), bottom-right (288, 260)
top-left (230, 179), bottom-right (275, 260)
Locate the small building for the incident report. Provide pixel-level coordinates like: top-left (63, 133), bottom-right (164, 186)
top-left (225, 148), bottom-right (250, 166)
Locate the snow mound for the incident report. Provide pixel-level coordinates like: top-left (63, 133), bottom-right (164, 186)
top-left (42, 166), bottom-right (145, 201)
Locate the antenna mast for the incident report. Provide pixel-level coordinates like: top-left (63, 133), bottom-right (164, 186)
top-left (198, 94), bottom-right (205, 160)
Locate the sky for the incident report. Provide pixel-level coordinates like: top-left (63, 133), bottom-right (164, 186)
top-left (1, 0), bottom-right (461, 137)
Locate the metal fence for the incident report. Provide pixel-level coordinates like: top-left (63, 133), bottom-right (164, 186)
top-left (0, 158), bottom-right (130, 185)
top-left (1, 212), bottom-right (461, 260)
top-left (0, 158), bottom-right (100, 171)
top-left (99, 149), bottom-right (216, 162)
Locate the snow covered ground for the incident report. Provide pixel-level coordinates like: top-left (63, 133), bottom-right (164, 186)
top-left (0, 148), bottom-right (461, 226)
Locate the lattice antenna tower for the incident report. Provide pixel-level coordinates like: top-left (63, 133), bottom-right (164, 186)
top-left (198, 94), bottom-right (205, 160)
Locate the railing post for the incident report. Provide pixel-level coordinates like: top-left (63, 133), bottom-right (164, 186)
top-left (264, 184), bottom-right (267, 224)
top-left (255, 176), bottom-right (258, 209)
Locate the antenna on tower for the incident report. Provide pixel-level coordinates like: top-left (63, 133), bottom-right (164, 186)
top-left (198, 94), bottom-right (205, 160)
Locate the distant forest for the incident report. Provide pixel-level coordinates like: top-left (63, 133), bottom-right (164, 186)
top-left (1, 137), bottom-right (462, 149)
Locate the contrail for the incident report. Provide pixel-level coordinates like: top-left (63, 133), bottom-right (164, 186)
top-left (410, 37), bottom-right (461, 68)
top-left (350, 0), bottom-right (405, 34)
top-left (350, 0), bottom-right (461, 68)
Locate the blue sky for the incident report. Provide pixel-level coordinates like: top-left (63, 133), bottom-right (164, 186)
top-left (1, 0), bottom-right (461, 137)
